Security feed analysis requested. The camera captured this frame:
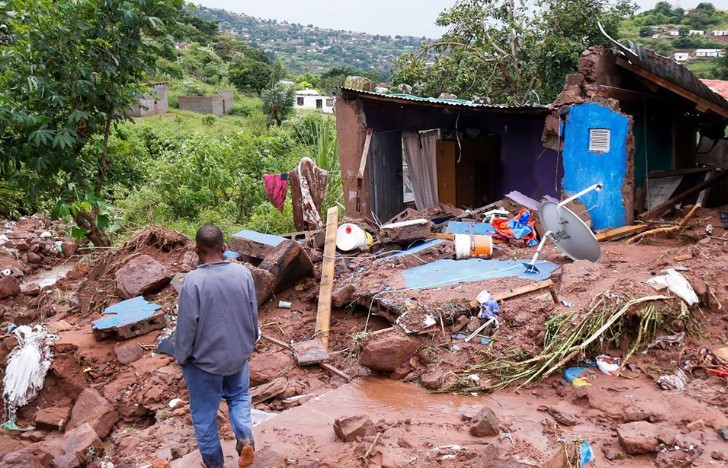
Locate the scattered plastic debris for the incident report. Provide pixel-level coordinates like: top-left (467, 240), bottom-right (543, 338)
top-left (646, 269), bottom-right (698, 306)
top-left (579, 440), bottom-right (594, 466)
top-left (475, 290), bottom-right (501, 320)
top-left (657, 368), bottom-right (688, 390)
top-left (561, 299), bottom-right (575, 308)
top-left (643, 332), bottom-right (685, 354)
top-left (596, 355), bottom-right (621, 376)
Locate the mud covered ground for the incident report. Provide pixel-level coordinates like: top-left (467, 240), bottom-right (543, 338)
top-left (0, 207), bottom-right (727, 467)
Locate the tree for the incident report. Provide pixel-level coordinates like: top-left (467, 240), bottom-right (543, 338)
top-left (177, 43), bottom-right (228, 84)
top-left (390, 0), bottom-right (636, 104)
top-left (685, 3), bottom-right (720, 30)
top-left (261, 84), bottom-right (295, 126)
top-left (229, 57), bottom-right (273, 95)
top-left (0, 0), bottom-right (183, 242)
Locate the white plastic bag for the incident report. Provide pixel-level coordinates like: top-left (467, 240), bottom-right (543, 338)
top-left (646, 269), bottom-right (699, 306)
top-left (3, 325), bottom-right (54, 422)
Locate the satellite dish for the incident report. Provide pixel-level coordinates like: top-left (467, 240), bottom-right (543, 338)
top-left (524, 183), bottom-right (602, 273)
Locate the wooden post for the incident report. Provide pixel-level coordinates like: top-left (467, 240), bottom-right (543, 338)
top-left (315, 206), bottom-right (339, 349)
top-left (355, 129), bottom-right (373, 212)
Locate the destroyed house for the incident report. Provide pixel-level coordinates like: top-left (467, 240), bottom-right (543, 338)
top-left (337, 39), bottom-right (728, 231)
top-left (335, 90), bottom-right (555, 224)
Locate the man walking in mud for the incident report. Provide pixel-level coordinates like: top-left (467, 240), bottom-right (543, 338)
top-left (176, 224), bottom-right (259, 468)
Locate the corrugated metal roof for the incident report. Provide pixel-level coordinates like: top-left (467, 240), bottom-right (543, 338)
top-left (601, 29), bottom-right (728, 112)
top-left (340, 88), bottom-right (550, 112)
top-left (701, 79), bottom-right (728, 100)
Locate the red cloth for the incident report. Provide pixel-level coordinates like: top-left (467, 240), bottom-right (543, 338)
top-left (263, 174), bottom-right (288, 211)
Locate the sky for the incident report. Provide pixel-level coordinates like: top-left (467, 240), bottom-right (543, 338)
top-left (194, 1), bottom-right (728, 38)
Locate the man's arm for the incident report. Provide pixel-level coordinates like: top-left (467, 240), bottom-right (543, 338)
top-left (175, 280), bottom-right (200, 366)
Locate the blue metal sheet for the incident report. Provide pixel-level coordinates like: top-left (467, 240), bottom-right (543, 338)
top-left (384, 239), bottom-right (444, 259)
top-left (403, 259), bottom-right (558, 289)
top-left (93, 296), bottom-right (162, 331)
top-left (444, 221), bottom-right (497, 236)
top-left (232, 230), bottom-right (285, 247)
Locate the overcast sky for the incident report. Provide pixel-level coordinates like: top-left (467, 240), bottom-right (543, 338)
top-left (194, 1), bottom-right (728, 38)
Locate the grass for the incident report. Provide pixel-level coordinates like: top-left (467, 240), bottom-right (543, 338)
top-left (685, 60), bottom-right (719, 78)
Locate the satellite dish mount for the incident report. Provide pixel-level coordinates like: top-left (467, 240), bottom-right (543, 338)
top-left (524, 183), bottom-right (603, 273)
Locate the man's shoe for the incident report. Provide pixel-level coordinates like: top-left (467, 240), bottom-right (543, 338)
top-left (238, 444), bottom-right (254, 467)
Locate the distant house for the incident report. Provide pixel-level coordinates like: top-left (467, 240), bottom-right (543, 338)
top-left (178, 90), bottom-right (234, 115)
top-left (689, 30), bottom-right (705, 36)
top-left (695, 49), bottom-right (725, 58)
top-left (294, 89), bottom-right (335, 114)
top-left (713, 30), bottom-right (728, 36)
top-left (672, 51), bottom-right (691, 62)
top-left (129, 82), bottom-right (169, 117)
top-left (669, 30), bottom-right (680, 36)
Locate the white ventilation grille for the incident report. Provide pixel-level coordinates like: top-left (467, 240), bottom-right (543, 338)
top-left (589, 128), bottom-right (610, 153)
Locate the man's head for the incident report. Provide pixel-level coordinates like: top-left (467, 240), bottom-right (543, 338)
top-left (195, 224), bottom-right (225, 263)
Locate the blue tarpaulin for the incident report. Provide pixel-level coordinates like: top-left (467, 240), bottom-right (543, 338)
top-left (444, 221), bottom-right (497, 236)
top-left (402, 259), bottom-right (558, 289)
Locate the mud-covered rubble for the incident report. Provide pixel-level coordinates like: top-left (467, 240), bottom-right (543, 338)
top-left (0, 202), bottom-right (727, 467)
top-left (0, 216), bottom-right (78, 304)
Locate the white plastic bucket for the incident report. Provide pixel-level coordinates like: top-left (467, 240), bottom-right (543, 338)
top-left (454, 234), bottom-right (493, 259)
top-left (336, 223), bottom-right (373, 251)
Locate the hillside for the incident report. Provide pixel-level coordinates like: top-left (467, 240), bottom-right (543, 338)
top-left (191, 6), bottom-right (432, 76)
top-left (620, 2), bottom-right (728, 78)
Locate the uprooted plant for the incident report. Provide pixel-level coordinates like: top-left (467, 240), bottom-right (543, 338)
top-left (444, 291), bottom-right (699, 392)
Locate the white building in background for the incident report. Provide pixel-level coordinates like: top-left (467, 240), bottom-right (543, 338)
top-left (669, 30), bottom-right (680, 36)
top-left (672, 51), bottom-right (691, 62)
top-left (712, 30), bottom-right (728, 36)
top-left (689, 30), bottom-right (705, 36)
top-left (293, 89), bottom-right (335, 114)
top-left (695, 49), bottom-right (725, 58)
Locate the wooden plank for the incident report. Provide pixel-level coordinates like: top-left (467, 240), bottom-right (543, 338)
top-left (640, 170), bottom-right (728, 220)
top-left (262, 334), bottom-right (290, 350)
top-left (595, 224), bottom-right (649, 242)
top-left (357, 128), bottom-right (374, 180)
top-left (320, 362), bottom-right (352, 382)
top-left (314, 206), bottom-right (339, 349)
top-left (616, 58), bottom-right (728, 119)
top-left (468, 280), bottom-right (554, 308)
top-left (648, 167), bottom-right (713, 179)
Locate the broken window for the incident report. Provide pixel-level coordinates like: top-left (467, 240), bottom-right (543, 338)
top-left (589, 128), bottom-right (610, 153)
top-left (296, 97), bottom-right (304, 106)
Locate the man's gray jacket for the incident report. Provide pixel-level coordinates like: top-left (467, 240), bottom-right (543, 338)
top-left (175, 261), bottom-right (259, 375)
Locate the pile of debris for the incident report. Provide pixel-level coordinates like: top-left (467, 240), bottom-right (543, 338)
top-left (0, 194), bottom-right (727, 466)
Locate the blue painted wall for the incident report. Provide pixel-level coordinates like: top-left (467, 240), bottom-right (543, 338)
top-left (562, 103), bottom-right (631, 230)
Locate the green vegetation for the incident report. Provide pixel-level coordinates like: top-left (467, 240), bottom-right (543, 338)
top-left (0, 0), bottom-right (342, 245)
top-left (0, 0), bottom-right (183, 245)
top-left (391, 0), bottom-right (635, 104)
top-left (620, 2), bottom-right (728, 79)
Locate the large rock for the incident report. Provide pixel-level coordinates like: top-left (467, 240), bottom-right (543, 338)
top-left (333, 415), bottom-right (375, 442)
top-left (343, 76), bottom-right (374, 91)
top-left (60, 422), bottom-right (102, 465)
top-left (419, 368), bottom-right (457, 390)
top-left (34, 406), bottom-right (71, 431)
top-left (469, 406), bottom-right (500, 437)
top-left (360, 335), bottom-right (420, 372)
top-left (115, 254), bottom-right (170, 299)
top-left (617, 421), bottom-right (660, 455)
top-left (66, 388), bottom-right (119, 438)
top-left (0, 276), bottom-right (20, 299)
top-left (250, 351), bottom-right (294, 386)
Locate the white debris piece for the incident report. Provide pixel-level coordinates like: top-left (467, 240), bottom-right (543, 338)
top-left (646, 269), bottom-right (699, 306)
top-left (3, 325), bottom-right (54, 422)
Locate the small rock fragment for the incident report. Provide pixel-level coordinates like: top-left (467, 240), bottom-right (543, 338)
top-left (469, 406), bottom-right (499, 437)
top-left (333, 415), bottom-right (375, 442)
